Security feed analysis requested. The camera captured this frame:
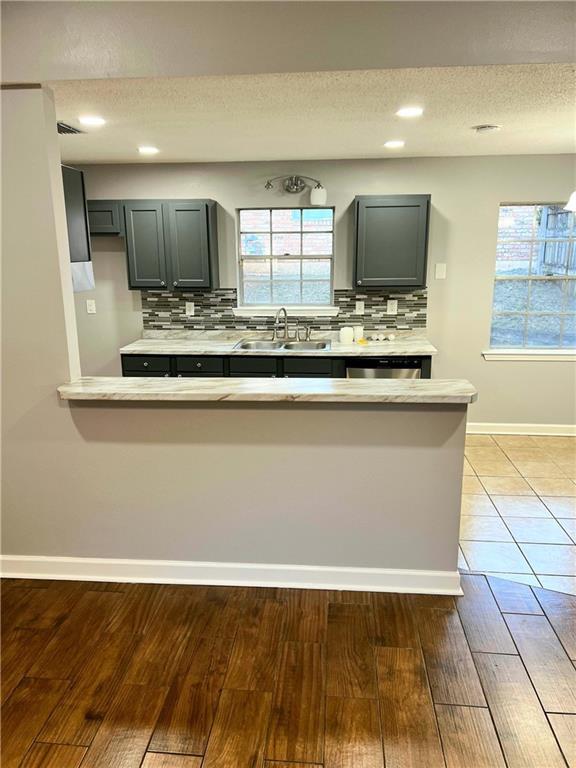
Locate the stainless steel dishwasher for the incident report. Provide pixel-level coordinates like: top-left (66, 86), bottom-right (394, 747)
top-left (346, 357), bottom-right (423, 379)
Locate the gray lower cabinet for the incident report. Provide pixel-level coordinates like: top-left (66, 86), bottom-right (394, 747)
top-left (87, 200), bottom-right (124, 235)
top-left (354, 194), bottom-right (430, 288)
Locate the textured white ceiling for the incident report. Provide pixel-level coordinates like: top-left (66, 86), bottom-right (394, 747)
top-left (53, 63), bottom-right (575, 163)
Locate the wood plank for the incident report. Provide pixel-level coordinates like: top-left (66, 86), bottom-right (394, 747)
top-left (474, 652), bottom-right (567, 768)
top-left (371, 593), bottom-right (420, 648)
top-left (326, 603), bottom-right (377, 699)
top-left (141, 755), bottom-right (203, 768)
top-left (435, 704), bottom-right (506, 768)
top-left (19, 743), bottom-right (86, 768)
top-left (203, 688), bottom-right (272, 768)
top-left (457, 574), bottom-right (516, 653)
top-left (409, 594), bottom-right (455, 610)
top-left (1, 677), bottom-right (70, 768)
top-left (375, 646), bottom-right (444, 768)
top-left (325, 696), bottom-right (384, 768)
top-left (486, 575), bottom-right (543, 614)
top-left (28, 591), bottom-right (124, 679)
top-left (123, 589), bottom-right (199, 688)
top-left (38, 631), bottom-right (140, 746)
top-left (149, 634), bottom-right (234, 755)
top-left (264, 763), bottom-right (322, 768)
top-left (8, 580), bottom-right (85, 631)
top-left (504, 613), bottom-right (576, 713)
top-left (266, 641), bottom-right (325, 764)
top-left (1, 587), bottom-right (39, 635)
top-left (223, 599), bottom-right (285, 692)
top-left (533, 586), bottom-right (576, 660)
top-left (328, 590), bottom-right (371, 604)
top-left (1, 627), bottom-right (53, 703)
top-left (278, 588), bottom-right (328, 643)
top-left (548, 714), bottom-right (576, 768)
top-left (79, 683), bottom-right (169, 768)
top-left (416, 608), bottom-right (486, 706)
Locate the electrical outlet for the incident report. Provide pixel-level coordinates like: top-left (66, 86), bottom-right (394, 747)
top-left (386, 299), bottom-right (398, 315)
top-left (185, 302), bottom-right (195, 316)
top-left (435, 263), bottom-right (447, 280)
top-left (86, 299), bottom-right (96, 314)
top-left (355, 300), bottom-right (365, 315)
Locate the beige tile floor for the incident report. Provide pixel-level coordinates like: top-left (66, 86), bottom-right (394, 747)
top-left (459, 434), bottom-right (576, 595)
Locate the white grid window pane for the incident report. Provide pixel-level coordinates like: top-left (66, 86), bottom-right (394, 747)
top-left (490, 204), bottom-right (576, 349)
top-left (272, 233), bottom-right (301, 256)
top-left (241, 233), bottom-right (270, 257)
top-left (240, 209), bottom-right (270, 232)
top-left (272, 209), bottom-right (301, 231)
top-left (238, 207), bottom-right (334, 306)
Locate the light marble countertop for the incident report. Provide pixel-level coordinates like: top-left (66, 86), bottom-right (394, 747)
top-left (58, 377), bottom-right (477, 404)
top-left (120, 330), bottom-right (437, 357)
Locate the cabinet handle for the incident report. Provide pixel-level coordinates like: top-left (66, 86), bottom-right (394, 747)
top-left (143, 362), bottom-right (149, 367)
top-left (173, 281), bottom-right (178, 287)
top-left (160, 281), bottom-right (165, 286)
top-left (357, 280), bottom-right (362, 285)
top-left (196, 362), bottom-right (202, 368)
top-left (177, 374), bottom-right (182, 377)
top-left (164, 373), bottom-right (170, 377)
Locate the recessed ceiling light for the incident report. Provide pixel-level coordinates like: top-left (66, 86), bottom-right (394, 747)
top-left (138, 146), bottom-right (160, 155)
top-left (384, 140), bottom-right (405, 149)
top-left (472, 124), bottom-right (502, 134)
top-left (396, 106), bottom-right (424, 118)
top-left (78, 115), bottom-right (106, 127)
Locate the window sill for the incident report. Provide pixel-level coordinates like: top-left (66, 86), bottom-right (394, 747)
top-left (233, 306), bottom-right (340, 318)
top-left (483, 349), bottom-right (576, 362)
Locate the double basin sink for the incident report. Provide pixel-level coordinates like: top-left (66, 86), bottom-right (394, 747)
top-left (234, 339), bottom-right (331, 351)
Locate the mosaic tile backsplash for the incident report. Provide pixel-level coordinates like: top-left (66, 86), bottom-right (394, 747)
top-left (141, 288), bottom-right (427, 331)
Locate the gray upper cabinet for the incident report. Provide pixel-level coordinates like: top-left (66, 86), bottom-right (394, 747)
top-left (124, 201), bottom-right (168, 289)
top-left (88, 198), bottom-right (219, 290)
top-left (354, 195), bottom-right (430, 288)
top-left (164, 200), bottom-right (219, 290)
top-left (62, 166), bottom-right (91, 263)
top-left (87, 200), bottom-right (125, 236)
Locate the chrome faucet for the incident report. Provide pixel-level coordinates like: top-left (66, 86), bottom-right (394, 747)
top-left (273, 307), bottom-right (289, 341)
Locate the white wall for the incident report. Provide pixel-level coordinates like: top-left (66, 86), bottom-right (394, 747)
top-left (74, 238), bottom-right (142, 376)
top-left (2, 2), bottom-right (573, 82)
top-left (81, 156), bottom-right (576, 427)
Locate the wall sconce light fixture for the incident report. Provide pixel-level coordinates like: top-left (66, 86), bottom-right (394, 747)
top-left (264, 175), bottom-right (327, 206)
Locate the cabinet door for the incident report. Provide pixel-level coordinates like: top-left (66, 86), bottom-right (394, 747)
top-left (87, 200), bottom-right (124, 235)
top-left (355, 195), bottom-right (430, 288)
top-left (124, 201), bottom-right (168, 289)
top-left (164, 201), bottom-right (210, 289)
top-left (62, 166), bottom-right (91, 263)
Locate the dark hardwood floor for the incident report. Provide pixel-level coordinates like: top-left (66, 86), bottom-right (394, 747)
top-left (2, 576), bottom-right (575, 767)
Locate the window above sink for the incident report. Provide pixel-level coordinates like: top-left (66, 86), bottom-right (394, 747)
top-left (237, 207), bottom-right (335, 309)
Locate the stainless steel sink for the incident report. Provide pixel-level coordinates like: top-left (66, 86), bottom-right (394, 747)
top-left (282, 341), bottom-right (331, 351)
top-left (234, 339), bottom-right (331, 351)
top-left (234, 341), bottom-right (284, 350)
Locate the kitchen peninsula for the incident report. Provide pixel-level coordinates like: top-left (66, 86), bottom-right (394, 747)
top-left (57, 371), bottom-right (476, 595)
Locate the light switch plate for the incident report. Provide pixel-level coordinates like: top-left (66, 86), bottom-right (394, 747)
top-left (185, 302), bottom-right (195, 316)
top-left (86, 299), bottom-right (96, 314)
top-left (386, 299), bottom-right (398, 315)
top-left (355, 300), bottom-right (365, 315)
top-left (435, 263), bottom-right (447, 280)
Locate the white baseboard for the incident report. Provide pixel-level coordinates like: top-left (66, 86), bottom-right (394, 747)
top-left (467, 422), bottom-right (576, 436)
top-left (0, 555), bottom-right (462, 595)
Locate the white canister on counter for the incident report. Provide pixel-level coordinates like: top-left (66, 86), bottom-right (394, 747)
top-left (339, 327), bottom-right (354, 344)
top-left (353, 325), bottom-right (364, 342)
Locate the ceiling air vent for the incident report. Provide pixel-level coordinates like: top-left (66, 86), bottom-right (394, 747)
top-left (57, 122), bottom-right (83, 135)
